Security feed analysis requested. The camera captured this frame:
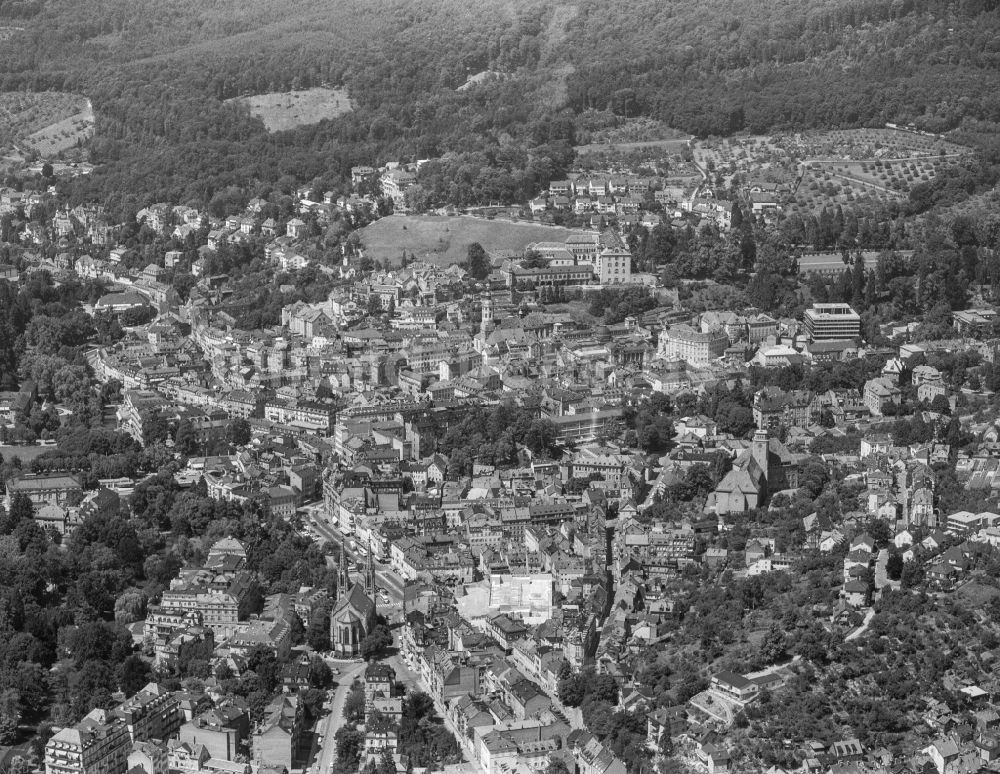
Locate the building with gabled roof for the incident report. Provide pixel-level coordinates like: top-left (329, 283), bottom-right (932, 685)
top-left (6, 472), bottom-right (83, 511)
top-left (329, 543), bottom-right (378, 657)
top-left (711, 430), bottom-right (798, 515)
top-left (567, 731), bottom-right (627, 774)
top-left (253, 694), bottom-right (303, 770)
top-left (178, 705), bottom-right (249, 761)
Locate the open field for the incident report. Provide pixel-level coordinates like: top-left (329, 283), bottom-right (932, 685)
top-left (358, 215), bottom-right (586, 267)
top-left (0, 91), bottom-right (90, 150)
top-left (230, 86), bottom-right (352, 132)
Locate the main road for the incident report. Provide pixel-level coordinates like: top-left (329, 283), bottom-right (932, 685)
top-left (384, 637), bottom-right (480, 764)
top-left (309, 660), bottom-right (367, 774)
top-left (301, 504), bottom-right (407, 618)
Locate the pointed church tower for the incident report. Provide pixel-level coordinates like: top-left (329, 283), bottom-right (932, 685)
top-left (330, 537), bottom-right (378, 658)
top-left (365, 537), bottom-right (378, 614)
top-left (337, 539), bottom-right (349, 601)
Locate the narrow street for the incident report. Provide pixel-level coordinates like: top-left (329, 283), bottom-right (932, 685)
top-left (874, 548), bottom-right (889, 589)
top-left (845, 608), bottom-right (875, 642)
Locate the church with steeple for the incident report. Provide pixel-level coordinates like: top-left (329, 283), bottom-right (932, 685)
top-left (329, 541), bottom-right (377, 658)
top-left (709, 429), bottom-right (799, 515)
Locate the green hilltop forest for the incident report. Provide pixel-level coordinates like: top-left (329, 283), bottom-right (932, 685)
top-left (1, 0), bottom-right (999, 212)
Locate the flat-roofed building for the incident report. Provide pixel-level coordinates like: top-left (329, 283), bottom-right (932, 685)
top-left (803, 303), bottom-right (861, 341)
top-left (953, 308), bottom-right (997, 339)
top-left (709, 671), bottom-right (760, 705)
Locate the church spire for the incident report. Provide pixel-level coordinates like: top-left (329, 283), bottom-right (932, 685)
top-left (337, 538), bottom-right (348, 601)
top-left (366, 537), bottom-right (377, 604)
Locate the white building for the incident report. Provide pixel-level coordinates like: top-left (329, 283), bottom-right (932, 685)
top-left (803, 303), bottom-right (861, 341)
top-left (595, 248), bottom-right (632, 285)
top-left (659, 325), bottom-right (728, 365)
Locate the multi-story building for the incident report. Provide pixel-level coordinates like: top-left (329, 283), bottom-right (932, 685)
top-left (465, 513), bottom-right (504, 553)
top-left (752, 388), bottom-right (811, 431)
top-left (154, 591), bottom-right (238, 637)
top-left (567, 447), bottom-right (644, 492)
top-left (178, 706), bottom-right (249, 761)
top-left (158, 626), bottom-right (214, 670)
top-left (549, 408), bottom-right (625, 444)
top-left (263, 399), bottom-right (336, 434)
top-left (118, 390), bottom-right (169, 445)
top-left (380, 169), bottom-right (416, 207)
top-left (45, 709), bottom-right (131, 774)
top-left (182, 409), bottom-right (230, 449)
top-left (253, 694), bottom-right (303, 770)
top-left (221, 390), bottom-right (263, 420)
top-left (952, 308), bottom-right (997, 339)
top-left (505, 264), bottom-right (594, 289)
top-left (5, 473), bottom-right (82, 511)
top-left (659, 325), bottom-right (729, 365)
top-left (803, 303), bottom-right (861, 341)
top-left (745, 313), bottom-right (778, 343)
top-left (863, 377), bottom-right (902, 416)
top-left (114, 683), bottom-right (182, 742)
top-left (568, 732), bottom-right (628, 774)
top-left (157, 573), bottom-right (257, 638)
top-left (127, 742), bottom-right (167, 774)
top-left (364, 663), bottom-right (396, 711)
top-left (595, 249), bottom-right (632, 285)
top-left (406, 342), bottom-right (478, 377)
top-left (709, 672), bottom-right (760, 705)
top-left (351, 166), bottom-right (376, 184)
top-left (267, 486), bottom-right (298, 519)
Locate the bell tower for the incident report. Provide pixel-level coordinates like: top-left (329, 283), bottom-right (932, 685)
top-left (752, 429), bottom-right (769, 485)
top-left (481, 297), bottom-right (495, 332)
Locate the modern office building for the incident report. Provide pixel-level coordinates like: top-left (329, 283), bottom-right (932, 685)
top-left (803, 303), bottom-right (861, 341)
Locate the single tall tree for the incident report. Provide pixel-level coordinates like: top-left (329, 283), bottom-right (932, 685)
top-left (467, 242), bottom-right (490, 279)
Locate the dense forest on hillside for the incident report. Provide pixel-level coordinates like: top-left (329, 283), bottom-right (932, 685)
top-left (0, 0), bottom-right (999, 210)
